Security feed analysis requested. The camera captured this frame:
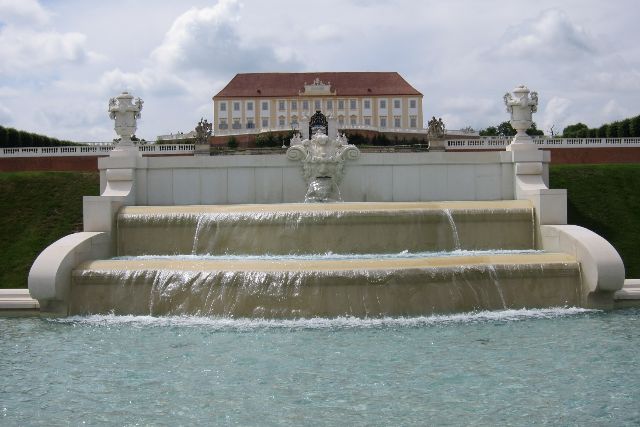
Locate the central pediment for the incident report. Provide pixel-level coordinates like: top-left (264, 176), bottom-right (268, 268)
top-left (299, 78), bottom-right (336, 96)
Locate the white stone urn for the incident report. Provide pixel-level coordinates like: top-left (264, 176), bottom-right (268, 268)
top-left (504, 85), bottom-right (538, 151)
top-left (108, 92), bottom-right (143, 149)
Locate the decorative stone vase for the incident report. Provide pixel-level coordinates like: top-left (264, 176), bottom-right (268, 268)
top-left (504, 85), bottom-right (538, 151)
top-left (108, 92), bottom-right (143, 148)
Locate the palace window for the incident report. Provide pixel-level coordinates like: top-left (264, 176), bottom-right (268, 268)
top-left (234, 102), bottom-right (240, 111)
top-left (350, 99), bottom-right (357, 110)
top-left (279, 100), bottom-right (285, 111)
top-left (218, 118), bottom-right (228, 129)
top-left (232, 118), bottom-right (241, 129)
top-left (338, 115), bottom-right (345, 125)
top-left (279, 116), bottom-right (286, 127)
top-left (350, 115), bottom-right (357, 126)
top-left (262, 118), bottom-right (269, 128)
top-left (247, 102), bottom-right (253, 111)
top-left (364, 116), bottom-right (371, 126)
top-left (262, 101), bottom-right (269, 111)
top-left (220, 102), bottom-right (227, 112)
top-left (394, 116), bottom-right (401, 128)
top-left (380, 117), bottom-right (387, 128)
top-left (326, 100), bottom-right (333, 110)
top-left (364, 100), bottom-right (371, 109)
top-left (393, 99), bottom-right (400, 109)
top-left (302, 100), bottom-right (309, 111)
top-left (315, 100), bottom-right (321, 110)
top-left (409, 99), bottom-right (417, 109)
top-left (379, 99), bottom-right (387, 109)
top-left (338, 100), bottom-right (345, 110)
top-left (291, 115), bottom-right (298, 126)
top-left (291, 100), bottom-right (297, 110)
top-left (247, 119), bottom-right (255, 129)
top-left (410, 116), bottom-right (417, 128)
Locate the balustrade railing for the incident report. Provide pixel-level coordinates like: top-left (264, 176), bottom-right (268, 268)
top-left (0, 144), bottom-right (195, 158)
top-left (2, 137), bottom-right (640, 158)
top-left (445, 137), bottom-right (640, 150)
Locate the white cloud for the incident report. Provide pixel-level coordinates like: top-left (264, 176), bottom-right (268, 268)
top-left (491, 9), bottom-right (597, 61)
top-left (100, 68), bottom-right (189, 97)
top-left (151, 0), bottom-right (299, 73)
top-left (0, 102), bottom-right (12, 124)
top-left (601, 99), bottom-right (630, 122)
top-left (540, 97), bottom-right (572, 135)
top-left (0, 27), bottom-right (92, 74)
top-left (0, 0), bottom-right (49, 26)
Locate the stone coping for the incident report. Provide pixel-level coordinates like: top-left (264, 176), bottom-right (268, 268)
top-left (119, 200), bottom-right (533, 216)
top-left (75, 252), bottom-right (576, 274)
top-left (0, 289), bottom-right (40, 311)
top-left (615, 279), bottom-right (640, 300)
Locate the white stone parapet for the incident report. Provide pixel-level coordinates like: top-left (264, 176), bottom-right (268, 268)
top-left (0, 144), bottom-right (196, 158)
top-left (446, 137), bottom-right (640, 150)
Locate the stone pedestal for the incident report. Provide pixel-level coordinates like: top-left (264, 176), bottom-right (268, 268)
top-left (428, 137), bottom-right (446, 151)
top-left (194, 143), bottom-right (210, 156)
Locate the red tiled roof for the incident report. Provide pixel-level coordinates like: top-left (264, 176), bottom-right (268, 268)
top-left (213, 72), bottom-right (422, 98)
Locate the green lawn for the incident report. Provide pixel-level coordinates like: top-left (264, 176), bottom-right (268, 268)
top-left (550, 164), bottom-right (640, 278)
top-left (0, 172), bottom-right (99, 288)
top-left (0, 165), bottom-right (638, 289)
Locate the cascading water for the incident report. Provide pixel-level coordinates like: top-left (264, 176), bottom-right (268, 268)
top-left (69, 201), bottom-right (583, 317)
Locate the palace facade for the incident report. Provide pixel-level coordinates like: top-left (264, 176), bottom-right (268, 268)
top-left (212, 72), bottom-right (423, 134)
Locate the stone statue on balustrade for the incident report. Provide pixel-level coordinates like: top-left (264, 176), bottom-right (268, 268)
top-left (427, 116), bottom-right (446, 151)
top-left (427, 116), bottom-right (446, 138)
top-left (194, 118), bottom-right (212, 156)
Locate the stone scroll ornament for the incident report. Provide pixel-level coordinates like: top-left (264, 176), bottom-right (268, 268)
top-left (286, 129), bottom-right (360, 202)
top-left (108, 92), bottom-right (143, 146)
top-left (504, 85), bottom-right (538, 150)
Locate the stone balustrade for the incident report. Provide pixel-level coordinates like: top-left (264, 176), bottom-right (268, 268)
top-left (3, 138), bottom-right (640, 158)
top-left (446, 137), bottom-right (640, 150)
top-left (0, 144), bottom-right (195, 158)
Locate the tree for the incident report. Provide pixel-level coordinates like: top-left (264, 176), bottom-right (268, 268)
top-left (6, 127), bottom-right (19, 147)
top-left (606, 121), bottom-right (619, 138)
top-left (227, 136), bottom-right (238, 149)
top-left (620, 119), bottom-right (631, 138)
top-left (0, 126), bottom-right (7, 146)
top-left (255, 132), bottom-right (276, 147)
top-left (631, 115), bottom-right (640, 137)
top-left (525, 122), bottom-right (544, 136)
top-left (562, 123), bottom-right (589, 138)
top-left (479, 126), bottom-right (498, 136)
top-left (599, 124), bottom-right (609, 138)
top-left (497, 121), bottom-right (516, 136)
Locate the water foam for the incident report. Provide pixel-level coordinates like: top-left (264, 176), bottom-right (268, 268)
top-left (49, 307), bottom-right (597, 330)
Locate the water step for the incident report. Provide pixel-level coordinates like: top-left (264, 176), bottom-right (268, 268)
top-left (117, 200), bottom-right (536, 256)
top-left (70, 253), bottom-right (581, 318)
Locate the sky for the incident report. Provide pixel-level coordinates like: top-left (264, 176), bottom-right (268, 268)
top-left (0, 0), bottom-right (638, 142)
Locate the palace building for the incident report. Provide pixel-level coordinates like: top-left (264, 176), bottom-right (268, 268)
top-left (212, 72), bottom-right (423, 135)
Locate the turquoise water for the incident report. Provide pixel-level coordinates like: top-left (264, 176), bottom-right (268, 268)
top-left (1, 308), bottom-right (639, 426)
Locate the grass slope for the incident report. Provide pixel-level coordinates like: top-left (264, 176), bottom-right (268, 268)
top-left (0, 172), bottom-right (99, 289)
top-left (550, 164), bottom-right (640, 278)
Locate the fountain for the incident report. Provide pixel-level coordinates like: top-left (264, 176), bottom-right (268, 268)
top-left (28, 87), bottom-right (626, 317)
top-left (286, 125), bottom-right (360, 202)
